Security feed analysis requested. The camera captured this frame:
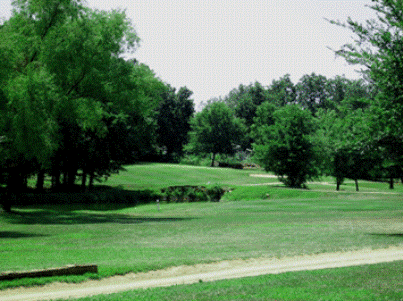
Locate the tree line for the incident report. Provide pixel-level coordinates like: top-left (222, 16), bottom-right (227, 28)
top-left (1, 0), bottom-right (402, 211)
top-left (188, 74), bottom-right (383, 190)
top-left (188, 0), bottom-right (403, 191)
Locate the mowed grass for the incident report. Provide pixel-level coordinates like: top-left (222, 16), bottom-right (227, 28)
top-left (104, 163), bottom-right (279, 189)
top-left (1, 164), bottom-right (403, 290)
top-left (67, 261), bottom-right (403, 301)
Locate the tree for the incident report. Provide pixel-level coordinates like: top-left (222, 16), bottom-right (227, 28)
top-left (296, 73), bottom-right (331, 114)
top-left (221, 82), bottom-right (268, 149)
top-left (266, 74), bottom-right (296, 107)
top-left (187, 102), bottom-right (245, 167)
top-left (315, 104), bottom-right (377, 191)
top-left (0, 0), bottom-right (165, 211)
top-left (329, 0), bottom-right (403, 186)
top-left (156, 85), bottom-right (194, 161)
top-left (253, 105), bottom-right (319, 188)
top-left (250, 101), bottom-right (276, 144)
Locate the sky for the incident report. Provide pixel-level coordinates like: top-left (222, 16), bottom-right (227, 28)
top-left (0, 0), bottom-right (376, 108)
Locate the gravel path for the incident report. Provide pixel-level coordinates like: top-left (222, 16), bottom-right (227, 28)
top-left (2, 246), bottom-right (403, 301)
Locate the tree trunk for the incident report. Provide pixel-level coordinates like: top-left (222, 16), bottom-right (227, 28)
top-left (355, 179), bottom-right (359, 191)
top-left (36, 170), bottom-right (45, 191)
top-left (389, 177), bottom-right (394, 189)
top-left (67, 167), bottom-right (77, 189)
top-left (2, 189), bottom-right (13, 213)
top-left (89, 172), bottom-right (95, 190)
top-left (81, 171), bottom-right (87, 191)
top-left (211, 152), bottom-right (216, 167)
top-left (336, 180), bottom-right (340, 191)
top-left (51, 169), bottom-right (61, 190)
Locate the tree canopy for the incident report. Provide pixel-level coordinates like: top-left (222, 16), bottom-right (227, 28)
top-left (253, 105), bottom-right (319, 188)
top-left (0, 0), bottom-right (167, 209)
top-left (187, 102), bottom-right (245, 167)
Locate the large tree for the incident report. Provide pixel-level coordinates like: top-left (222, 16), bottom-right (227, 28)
top-left (0, 0), bottom-right (165, 211)
top-left (187, 102), bottom-right (245, 167)
top-left (330, 0), bottom-right (403, 183)
top-left (315, 106), bottom-right (376, 191)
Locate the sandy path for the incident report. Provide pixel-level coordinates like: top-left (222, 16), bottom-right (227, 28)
top-left (2, 246), bottom-right (403, 301)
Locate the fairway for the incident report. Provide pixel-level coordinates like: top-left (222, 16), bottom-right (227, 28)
top-left (1, 164), bottom-right (403, 295)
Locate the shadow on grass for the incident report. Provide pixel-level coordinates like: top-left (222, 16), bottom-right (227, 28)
top-left (2, 186), bottom-right (161, 212)
top-left (3, 210), bottom-right (195, 225)
top-left (369, 233), bottom-right (403, 238)
top-left (0, 231), bottom-right (48, 239)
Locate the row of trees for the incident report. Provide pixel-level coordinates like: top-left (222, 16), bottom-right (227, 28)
top-left (187, 0), bottom-right (403, 190)
top-left (186, 74), bottom-right (379, 189)
top-left (0, 0), bottom-right (195, 201)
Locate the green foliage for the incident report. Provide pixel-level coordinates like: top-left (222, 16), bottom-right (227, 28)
top-left (156, 85), bottom-right (195, 161)
top-left (296, 73), bottom-right (331, 114)
top-left (266, 74), bottom-right (296, 106)
top-left (161, 185), bottom-right (225, 203)
top-left (187, 102), bottom-right (246, 166)
top-left (314, 86), bottom-right (379, 191)
top-left (0, 1), bottom-right (168, 205)
top-left (329, 0), bottom-right (403, 187)
top-left (5, 68), bottom-right (59, 167)
top-left (179, 154), bottom-right (212, 167)
top-left (254, 105), bottom-right (319, 188)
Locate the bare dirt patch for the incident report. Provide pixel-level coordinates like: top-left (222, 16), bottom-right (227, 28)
top-left (2, 246), bottom-right (403, 301)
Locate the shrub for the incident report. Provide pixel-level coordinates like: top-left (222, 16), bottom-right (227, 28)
top-left (207, 185), bottom-right (226, 202)
top-left (179, 154), bottom-right (211, 167)
top-left (161, 185), bottom-right (224, 203)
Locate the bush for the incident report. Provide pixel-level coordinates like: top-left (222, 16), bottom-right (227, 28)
top-left (161, 185), bottom-right (225, 203)
top-left (179, 154), bottom-right (211, 167)
top-left (207, 185), bottom-right (226, 202)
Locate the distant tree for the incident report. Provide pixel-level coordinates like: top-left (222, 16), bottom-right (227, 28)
top-left (156, 85), bottom-right (194, 161)
top-left (187, 102), bottom-right (245, 167)
top-left (296, 73), bottom-right (331, 114)
top-left (315, 105), bottom-right (377, 191)
top-left (250, 101), bottom-right (277, 144)
top-left (266, 74), bottom-right (296, 107)
top-left (221, 82), bottom-right (268, 149)
top-left (253, 105), bottom-right (319, 188)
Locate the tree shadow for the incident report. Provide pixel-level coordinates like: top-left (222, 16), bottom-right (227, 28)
top-left (3, 210), bottom-right (195, 225)
top-left (368, 233), bottom-right (403, 238)
top-left (3, 186), bottom-right (161, 212)
top-left (0, 231), bottom-right (48, 239)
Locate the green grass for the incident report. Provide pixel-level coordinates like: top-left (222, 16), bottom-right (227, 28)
top-left (64, 261), bottom-right (403, 301)
top-left (1, 164), bottom-right (403, 290)
top-left (104, 163), bottom-right (278, 189)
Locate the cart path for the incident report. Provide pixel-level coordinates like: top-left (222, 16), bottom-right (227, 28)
top-left (2, 246), bottom-right (403, 301)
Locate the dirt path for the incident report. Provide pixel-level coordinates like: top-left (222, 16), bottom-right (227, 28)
top-left (2, 246), bottom-right (403, 301)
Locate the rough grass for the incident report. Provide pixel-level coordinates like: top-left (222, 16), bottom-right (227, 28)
top-left (1, 164), bottom-right (403, 290)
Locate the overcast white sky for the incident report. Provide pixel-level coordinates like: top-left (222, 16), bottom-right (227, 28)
top-left (0, 0), bottom-right (376, 107)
